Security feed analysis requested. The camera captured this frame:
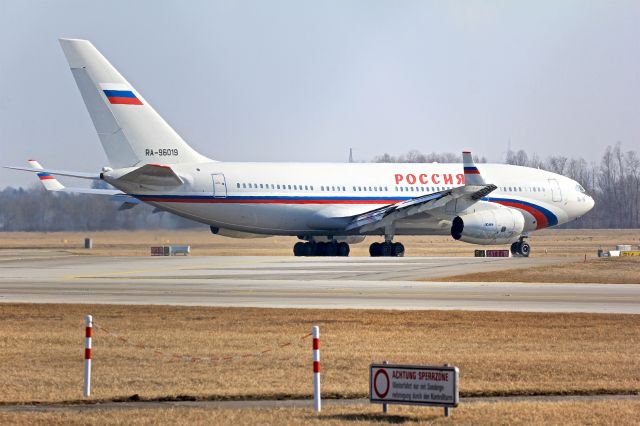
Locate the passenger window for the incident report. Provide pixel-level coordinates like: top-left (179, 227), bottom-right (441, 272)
top-left (288, 185), bottom-right (291, 190)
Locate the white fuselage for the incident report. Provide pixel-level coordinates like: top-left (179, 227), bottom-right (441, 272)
top-left (106, 162), bottom-right (594, 237)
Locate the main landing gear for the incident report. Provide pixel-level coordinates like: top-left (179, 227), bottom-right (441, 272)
top-left (510, 236), bottom-right (531, 257)
top-left (369, 241), bottom-right (405, 257)
top-left (293, 240), bottom-right (350, 257)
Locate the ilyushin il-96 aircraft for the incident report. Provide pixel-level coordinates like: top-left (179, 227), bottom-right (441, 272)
top-left (7, 39), bottom-right (595, 257)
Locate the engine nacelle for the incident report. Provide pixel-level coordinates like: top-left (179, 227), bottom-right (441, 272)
top-left (451, 208), bottom-right (525, 245)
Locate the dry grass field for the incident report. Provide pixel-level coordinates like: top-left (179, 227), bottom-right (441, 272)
top-left (431, 256), bottom-right (640, 284)
top-left (1, 400), bottom-right (639, 426)
top-left (0, 228), bottom-right (638, 257)
top-left (0, 304), bottom-right (638, 405)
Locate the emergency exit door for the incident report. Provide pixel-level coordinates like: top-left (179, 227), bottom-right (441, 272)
top-left (212, 174), bottom-right (227, 198)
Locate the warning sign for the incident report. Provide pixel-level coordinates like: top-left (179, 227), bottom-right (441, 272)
top-left (370, 364), bottom-right (459, 407)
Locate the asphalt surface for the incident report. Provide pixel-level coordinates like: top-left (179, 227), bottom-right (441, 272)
top-left (0, 251), bottom-right (638, 313)
top-left (0, 394), bottom-right (637, 413)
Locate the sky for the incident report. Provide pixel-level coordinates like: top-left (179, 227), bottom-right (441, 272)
top-left (1, 1), bottom-right (639, 188)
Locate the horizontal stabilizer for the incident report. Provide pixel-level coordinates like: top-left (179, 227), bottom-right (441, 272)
top-left (5, 165), bottom-right (100, 180)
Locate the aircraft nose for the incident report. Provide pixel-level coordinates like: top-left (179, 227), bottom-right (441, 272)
top-left (584, 195), bottom-right (595, 213)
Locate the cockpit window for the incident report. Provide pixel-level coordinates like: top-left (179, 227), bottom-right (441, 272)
top-left (576, 184), bottom-right (586, 193)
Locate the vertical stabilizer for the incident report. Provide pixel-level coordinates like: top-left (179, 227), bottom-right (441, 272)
top-left (28, 160), bottom-right (65, 191)
top-left (59, 38), bottom-right (208, 168)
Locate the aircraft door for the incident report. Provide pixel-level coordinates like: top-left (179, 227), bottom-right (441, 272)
top-left (212, 173), bottom-right (228, 198)
top-left (548, 178), bottom-right (562, 202)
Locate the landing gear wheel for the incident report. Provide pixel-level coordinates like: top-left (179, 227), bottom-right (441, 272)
top-left (293, 242), bottom-right (305, 256)
top-left (510, 241), bottom-right (531, 257)
top-left (381, 242), bottom-right (393, 257)
top-left (315, 242), bottom-right (326, 256)
top-left (304, 242), bottom-right (316, 256)
top-left (510, 242), bottom-right (521, 256)
top-left (392, 242), bottom-right (405, 257)
top-left (369, 242), bottom-right (381, 257)
top-left (337, 242), bottom-right (350, 257)
top-left (325, 242), bottom-right (338, 257)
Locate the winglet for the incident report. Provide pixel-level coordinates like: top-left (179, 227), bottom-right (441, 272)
top-left (462, 151), bottom-right (485, 185)
top-left (28, 160), bottom-right (65, 191)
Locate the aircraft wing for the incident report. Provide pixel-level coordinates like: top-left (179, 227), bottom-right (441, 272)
top-left (345, 184), bottom-right (496, 232)
top-left (345, 150), bottom-right (496, 233)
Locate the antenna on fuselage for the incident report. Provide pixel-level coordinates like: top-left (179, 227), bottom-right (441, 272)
top-left (348, 148), bottom-right (354, 163)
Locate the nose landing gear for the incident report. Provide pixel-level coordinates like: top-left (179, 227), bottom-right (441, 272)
top-left (510, 236), bottom-right (531, 257)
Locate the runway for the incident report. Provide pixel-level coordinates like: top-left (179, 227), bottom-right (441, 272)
top-left (0, 251), bottom-right (638, 313)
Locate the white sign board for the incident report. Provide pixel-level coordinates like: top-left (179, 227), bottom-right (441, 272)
top-left (370, 364), bottom-right (459, 407)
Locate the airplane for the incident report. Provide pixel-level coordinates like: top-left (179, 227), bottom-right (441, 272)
top-left (6, 39), bottom-right (595, 258)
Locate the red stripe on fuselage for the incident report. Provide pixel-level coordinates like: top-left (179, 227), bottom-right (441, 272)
top-left (464, 170), bottom-right (480, 174)
top-left (39, 175), bottom-right (55, 180)
top-left (493, 200), bottom-right (548, 229)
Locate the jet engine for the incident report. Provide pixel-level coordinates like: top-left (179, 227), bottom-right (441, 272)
top-left (450, 208), bottom-right (525, 245)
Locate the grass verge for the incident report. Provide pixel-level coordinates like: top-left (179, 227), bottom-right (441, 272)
top-left (0, 304), bottom-right (638, 404)
top-left (426, 256), bottom-right (640, 284)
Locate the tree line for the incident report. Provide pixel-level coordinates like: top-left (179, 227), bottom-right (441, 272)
top-left (0, 143), bottom-right (637, 231)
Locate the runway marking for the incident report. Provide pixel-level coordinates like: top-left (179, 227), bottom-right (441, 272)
top-left (62, 258), bottom-right (272, 280)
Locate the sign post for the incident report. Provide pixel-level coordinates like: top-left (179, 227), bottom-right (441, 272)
top-left (84, 315), bottom-right (92, 397)
top-left (312, 326), bottom-right (321, 412)
top-left (370, 363), bottom-right (459, 416)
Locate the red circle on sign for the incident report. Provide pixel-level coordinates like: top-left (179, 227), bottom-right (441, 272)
top-left (373, 369), bottom-right (390, 398)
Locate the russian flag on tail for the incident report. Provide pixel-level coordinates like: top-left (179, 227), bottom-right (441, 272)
top-left (37, 172), bottom-right (55, 180)
top-left (103, 89), bottom-right (143, 105)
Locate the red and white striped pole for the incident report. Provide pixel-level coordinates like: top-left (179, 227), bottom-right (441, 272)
top-left (84, 315), bottom-right (92, 397)
top-left (312, 326), bottom-right (321, 412)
